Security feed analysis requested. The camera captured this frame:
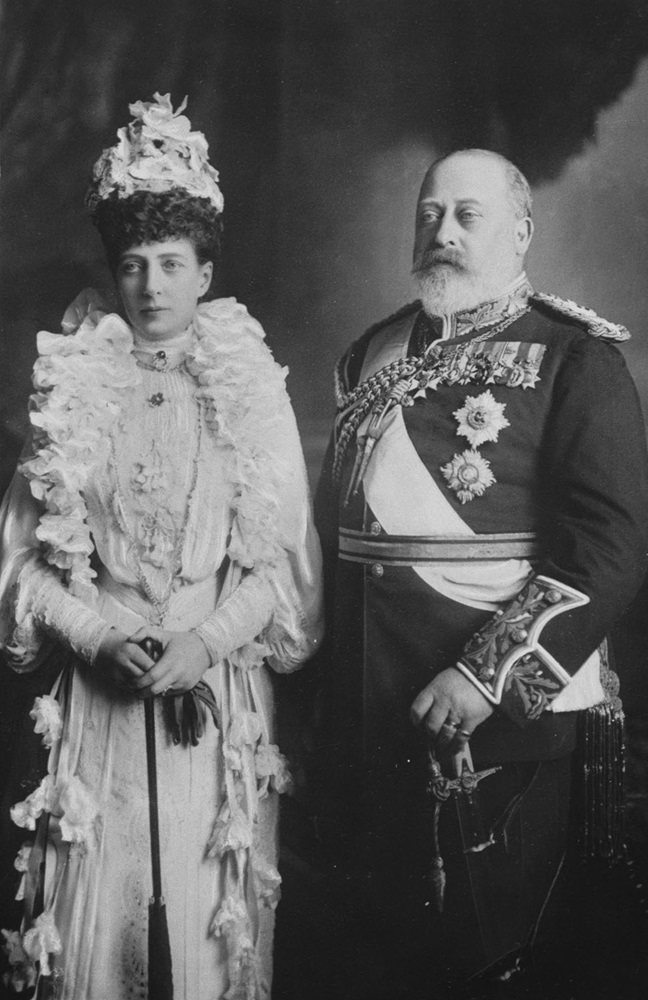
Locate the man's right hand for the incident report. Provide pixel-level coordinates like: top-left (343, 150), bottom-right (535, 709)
top-left (410, 666), bottom-right (494, 750)
top-left (94, 628), bottom-right (155, 692)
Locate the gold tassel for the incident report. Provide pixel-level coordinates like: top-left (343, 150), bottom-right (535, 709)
top-left (577, 701), bottom-right (626, 864)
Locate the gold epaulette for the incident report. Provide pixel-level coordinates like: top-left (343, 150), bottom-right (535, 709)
top-left (531, 292), bottom-right (630, 342)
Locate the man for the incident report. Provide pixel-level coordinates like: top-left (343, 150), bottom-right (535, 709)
top-left (313, 150), bottom-right (648, 998)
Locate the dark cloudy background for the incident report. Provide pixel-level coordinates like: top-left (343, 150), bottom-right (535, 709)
top-left (3, 0), bottom-right (648, 487)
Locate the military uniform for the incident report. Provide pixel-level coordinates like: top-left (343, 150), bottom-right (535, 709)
top-left (313, 277), bottom-right (648, 994)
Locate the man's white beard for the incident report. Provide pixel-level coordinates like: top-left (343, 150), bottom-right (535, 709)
top-left (412, 265), bottom-right (487, 316)
top-left (412, 253), bottom-right (514, 316)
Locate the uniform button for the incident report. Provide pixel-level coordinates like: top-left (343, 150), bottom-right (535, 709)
top-left (370, 521), bottom-right (381, 536)
top-left (371, 563), bottom-right (384, 578)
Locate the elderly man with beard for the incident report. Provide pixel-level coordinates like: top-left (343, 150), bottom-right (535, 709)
top-left (311, 150), bottom-right (648, 998)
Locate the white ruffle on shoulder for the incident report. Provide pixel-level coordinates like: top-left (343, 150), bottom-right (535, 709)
top-left (0, 292), bottom-right (323, 1000)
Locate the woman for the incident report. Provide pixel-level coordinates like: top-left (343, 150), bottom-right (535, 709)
top-left (0, 94), bottom-right (323, 1000)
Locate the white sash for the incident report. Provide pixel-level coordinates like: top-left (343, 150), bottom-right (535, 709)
top-left (357, 312), bottom-right (604, 710)
top-left (362, 408), bottom-right (533, 611)
top-left (359, 312), bottom-right (532, 611)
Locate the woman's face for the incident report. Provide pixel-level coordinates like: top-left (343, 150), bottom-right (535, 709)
top-left (116, 238), bottom-right (213, 341)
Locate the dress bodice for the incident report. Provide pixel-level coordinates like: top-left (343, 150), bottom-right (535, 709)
top-left (84, 358), bottom-right (235, 602)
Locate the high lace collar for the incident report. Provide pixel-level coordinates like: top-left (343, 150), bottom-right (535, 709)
top-left (132, 328), bottom-right (193, 369)
top-left (423, 272), bottom-right (533, 342)
top-left (132, 328), bottom-right (193, 353)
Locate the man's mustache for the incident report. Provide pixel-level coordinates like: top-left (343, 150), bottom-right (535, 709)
top-left (412, 247), bottom-right (465, 273)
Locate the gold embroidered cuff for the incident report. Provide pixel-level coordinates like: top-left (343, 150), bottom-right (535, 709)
top-left (455, 575), bottom-right (589, 716)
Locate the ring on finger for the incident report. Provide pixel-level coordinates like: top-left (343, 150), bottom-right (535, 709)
top-left (457, 729), bottom-right (471, 739)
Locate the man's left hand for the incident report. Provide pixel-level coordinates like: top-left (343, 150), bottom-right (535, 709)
top-left (410, 667), bottom-right (493, 749)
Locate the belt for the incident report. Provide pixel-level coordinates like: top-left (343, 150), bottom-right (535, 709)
top-left (339, 528), bottom-right (539, 565)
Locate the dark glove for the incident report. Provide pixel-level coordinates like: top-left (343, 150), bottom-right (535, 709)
top-left (137, 638), bottom-right (220, 747)
top-left (164, 681), bottom-right (220, 747)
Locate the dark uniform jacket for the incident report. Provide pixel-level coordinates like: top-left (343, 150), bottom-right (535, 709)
top-left (315, 289), bottom-right (648, 774)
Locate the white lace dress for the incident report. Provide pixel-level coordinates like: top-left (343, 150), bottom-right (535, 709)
top-left (0, 295), bottom-right (323, 1000)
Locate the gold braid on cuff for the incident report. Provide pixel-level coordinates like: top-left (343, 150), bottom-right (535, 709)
top-left (455, 575), bottom-right (589, 714)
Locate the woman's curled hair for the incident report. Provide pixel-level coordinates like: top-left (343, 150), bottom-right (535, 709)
top-left (92, 189), bottom-right (223, 275)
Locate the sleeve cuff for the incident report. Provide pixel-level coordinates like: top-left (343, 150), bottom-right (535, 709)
top-left (455, 575), bottom-right (589, 725)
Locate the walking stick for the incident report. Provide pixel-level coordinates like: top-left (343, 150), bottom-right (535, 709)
top-left (140, 638), bottom-right (174, 1000)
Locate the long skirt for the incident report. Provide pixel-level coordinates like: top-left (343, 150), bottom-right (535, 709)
top-left (4, 584), bottom-right (278, 1000)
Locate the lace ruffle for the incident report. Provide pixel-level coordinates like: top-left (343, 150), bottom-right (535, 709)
top-left (20, 301), bottom-right (139, 602)
top-left (15, 292), bottom-right (310, 672)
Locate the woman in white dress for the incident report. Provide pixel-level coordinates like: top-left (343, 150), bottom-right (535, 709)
top-left (0, 94), bottom-right (323, 1000)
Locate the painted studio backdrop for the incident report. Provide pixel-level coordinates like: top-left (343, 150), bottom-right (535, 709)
top-left (2, 0), bottom-right (648, 880)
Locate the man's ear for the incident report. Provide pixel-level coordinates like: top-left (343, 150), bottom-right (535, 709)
top-left (515, 217), bottom-right (534, 257)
